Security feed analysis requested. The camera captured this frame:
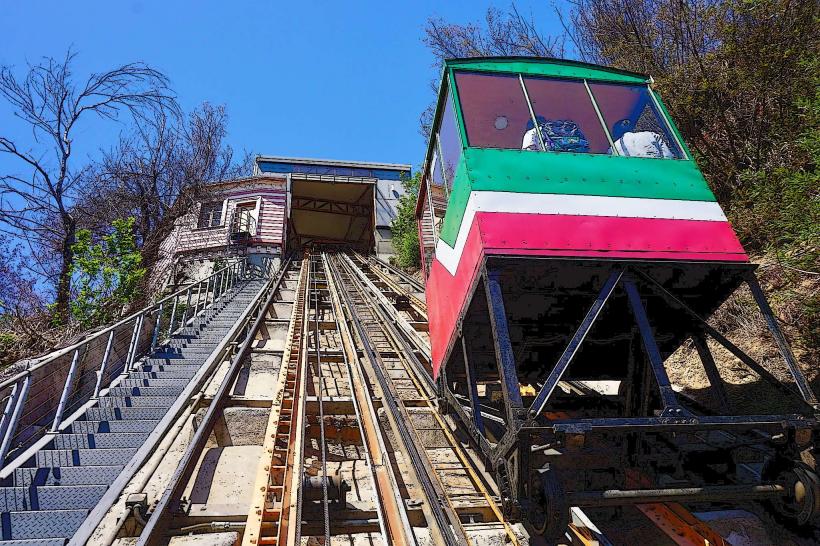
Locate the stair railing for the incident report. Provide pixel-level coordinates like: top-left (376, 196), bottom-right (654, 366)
top-left (0, 255), bottom-right (269, 468)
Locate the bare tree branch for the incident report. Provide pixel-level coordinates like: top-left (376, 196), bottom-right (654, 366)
top-left (0, 49), bottom-right (178, 321)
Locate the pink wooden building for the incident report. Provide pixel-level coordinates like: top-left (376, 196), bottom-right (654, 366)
top-left (162, 157), bottom-right (410, 280)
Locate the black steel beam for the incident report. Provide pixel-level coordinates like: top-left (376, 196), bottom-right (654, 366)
top-left (460, 335), bottom-right (486, 435)
top-left (540, 413), bottom-right (814, 434)
top-left (633, 269), bottom-right (809, 406)
top-left (692, 334), bottom-right (731, 414)
top-left (483, 269), bottom-right (524, 426)
top-left (529, 269), bottom-right (623, 418)
top-left (746, 274), bottom-right (818, 406)
top-left (292, 196), bottom-right (371, 218)
top-left (623, 278), bottom-right (685, 414)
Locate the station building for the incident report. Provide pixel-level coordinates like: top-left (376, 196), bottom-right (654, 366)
top-left (162, 156), bottom-right (410, 280)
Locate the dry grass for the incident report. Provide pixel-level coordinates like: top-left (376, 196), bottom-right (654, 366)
top-left (666, 256), bottom-right (820, 414)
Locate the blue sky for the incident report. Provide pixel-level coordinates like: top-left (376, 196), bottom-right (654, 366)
top-left (0, 1), bottom-right (563, 175)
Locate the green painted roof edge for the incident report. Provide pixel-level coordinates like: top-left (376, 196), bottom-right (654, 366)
top-left (445, 56), bottom-right (649, 84)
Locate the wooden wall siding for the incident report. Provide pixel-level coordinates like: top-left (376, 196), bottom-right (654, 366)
top-left (175, 182), bottom-right (287, 256)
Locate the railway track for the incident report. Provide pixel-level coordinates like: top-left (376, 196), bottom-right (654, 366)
top-left (330, 252), bottom-right (524, 545)
top-left (125, 249), bottom-right (798, 546)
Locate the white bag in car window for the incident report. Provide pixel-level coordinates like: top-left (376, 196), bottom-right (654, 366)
top-left (613, 131), bottom-right (675, 159)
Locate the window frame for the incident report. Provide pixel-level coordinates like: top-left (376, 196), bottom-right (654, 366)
top-left (196, 200), bottom-right (225, 229)
top-left (448, 68), bottom-right (689, 161)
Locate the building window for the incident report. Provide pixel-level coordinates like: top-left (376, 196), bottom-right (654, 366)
top-left (197, 201), bottom-right (223, 228)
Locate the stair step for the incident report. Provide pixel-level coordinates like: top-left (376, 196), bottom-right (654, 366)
top-left (12, 466), bottom-right (123, 487)
top-left (67, 420), bottom-right (160, 434)
top-left (106, 386), bottom-right (184, 397)
top-left (49, 433), bottom-right (147, 450)
top-left (137, 364), bottom-right (202, 373)
top-left (0, 509), bottom-right (87, 540)
top-left (96, 396), bottom-right (178, 408)
top-left (0, 484), bottom-right (106, 512)
top-left (126, 370), bottom-right (196, 380)
top-left (83, 407), bottom-right (169, 421)
top-left (0, 538), bottom-right (66, 545)
top-left (117, 378), bottom-right (189, 388)
top-left (36, 448), bottom-right (136, 468)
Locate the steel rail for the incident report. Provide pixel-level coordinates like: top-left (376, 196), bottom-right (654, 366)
top-left (328, 253), bottom-right (466, 546)
top-left (135, 257), bottom-right (292, 546)
top-left (243, 258), bottom-right (310, 546)
top-left (321, 252), bottom-right (409, 545)
top-left (367, 255), bottom-right (425, 293)
top-left (340, 253), bottom-right (523, 546)
top-left (313, 257), bottom-right (331, 544)
top-left (342, 254), bottom-right (434, 397)
top-left (295, 254), bottom-right (331, 544)
top-left (351, 251), bottom-right (427, 315)
top-left (290, 257), bottom-right (311, 546)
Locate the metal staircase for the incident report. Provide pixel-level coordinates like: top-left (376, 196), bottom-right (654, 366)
top-left (0, 261), bottom-right (270, 545)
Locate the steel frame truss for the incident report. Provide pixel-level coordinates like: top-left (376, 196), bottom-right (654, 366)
top-left (440, 261), bottom-right (820, 513)
top-left (292, 196), bottom-right (371, 218)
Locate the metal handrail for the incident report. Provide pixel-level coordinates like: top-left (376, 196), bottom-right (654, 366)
top-left (0, 260), bottom-right (242, 391)
top-left (0, 255), bottom-right (268, 463)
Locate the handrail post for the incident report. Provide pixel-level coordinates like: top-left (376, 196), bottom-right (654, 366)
top-left (167, 295), bottom-right (179, 336)
top-left (51, 348), bottom-right (81, 432)
top-left (92, 330), bottom-right (115, 399)
top-left (194, 281), bottom-right (204, 317)
top-left (202, 277), bottom-right (213, 314)
top-left (150, 303), bottom-right (164, 350)
top-left (183, 287), bottom-right (193, 326)
top-left (0, 376), bottom-right (31, 464)
top-left (124, 316), bottom-right (141, 372)
top-left (126, 314), bottom-right (145, 372)
top-left (0, 385), bottom-right (20, 452)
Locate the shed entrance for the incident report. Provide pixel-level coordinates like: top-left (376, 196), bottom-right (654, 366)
top-left (288, 178), bottom-right (375, 251)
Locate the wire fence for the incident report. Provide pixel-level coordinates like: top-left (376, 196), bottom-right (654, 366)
top-left (0, 255), bottom-right (277, 466)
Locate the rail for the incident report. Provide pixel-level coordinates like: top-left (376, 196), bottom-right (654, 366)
top-left (0, 255), bottom-right (276, 469)
top-left (136, 255), bottom-right (290, 546)
top-left (337, 252), bottom-right (524, 545)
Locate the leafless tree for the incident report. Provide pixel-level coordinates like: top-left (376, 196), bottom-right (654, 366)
top-left (75, 103), bottom-right (241, 296)
top-left (420, 5), bottom-right (564, 136)
top-left (0, 50), bottom-right (177, 323)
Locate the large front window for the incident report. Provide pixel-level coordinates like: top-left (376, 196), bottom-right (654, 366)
top-left (451, 69), bottom-right (685, 160)
top-left (453, 72), bottom-right (533, 150)
top-left (523, 76), bottom-right (610, 154)
top-left (588, 82), bottom-right (683, 159)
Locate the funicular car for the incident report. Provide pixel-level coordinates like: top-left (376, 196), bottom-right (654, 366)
top-left (416, 57), bottom-right (820, 540)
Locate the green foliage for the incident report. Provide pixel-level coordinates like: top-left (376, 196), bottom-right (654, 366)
top-left (70, 217), bottom-right (146, 327)
top-left (729, 56), bottom-right (820, 271)
top-left (0, 332), bottom-right (17, 367)
top-left (391, 172), bottom-right (422, 270)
